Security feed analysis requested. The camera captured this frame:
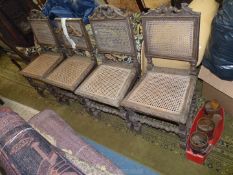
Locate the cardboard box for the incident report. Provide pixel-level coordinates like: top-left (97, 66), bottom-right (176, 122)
top-left (199, 66), bottom-right (233, 116)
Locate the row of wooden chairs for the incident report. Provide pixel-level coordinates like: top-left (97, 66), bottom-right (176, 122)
top-left (20, 4), bottom-right (200, 147)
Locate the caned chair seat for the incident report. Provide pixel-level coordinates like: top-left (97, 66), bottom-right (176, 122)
top-left (20, 53), bottom-right (62, 80)
top-left (45, 56), bottom-right (95, 91)
top-left (75, 64), bottom-right (136, 107)
top-left (121, 71), bottom-right (196, 124)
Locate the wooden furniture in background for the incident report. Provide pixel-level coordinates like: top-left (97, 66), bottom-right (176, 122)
top-left (0, 0), bottom-right (39, 47)
top-left (104, 0), bottom-right (141, 12)
top-left (141, 0), bottom-right (170, 9)
top-left (0, 0), bottom-right (42, 63)
top-left (171, 0), bottom-right (193, 8)
top-left (104, 0), bottom-right (196, 12)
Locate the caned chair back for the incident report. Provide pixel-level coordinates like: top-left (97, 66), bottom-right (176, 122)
top-left (142, 4), bottom-right (200, 73)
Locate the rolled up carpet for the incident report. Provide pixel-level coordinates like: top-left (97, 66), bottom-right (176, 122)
top-left (0, 107), bottom-right (85, 175)
top-left (29, 109), bottom-right (124, 175)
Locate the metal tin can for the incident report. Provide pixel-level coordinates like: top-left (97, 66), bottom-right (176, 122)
top-left (190, 132), bottom-right (209, 154)
top-left (197, 117), bottom-right (215, 139)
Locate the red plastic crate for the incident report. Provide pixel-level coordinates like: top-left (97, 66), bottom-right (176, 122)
top-left (186, 106), bottom-right (224, 164)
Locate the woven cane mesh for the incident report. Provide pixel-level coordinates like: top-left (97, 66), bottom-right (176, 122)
top-left (21, 53), bottom-right (61, 78)
top-left (46, 57), bottom-right (93, 89)
top-left (128, 72), bottom-right (191, 114)
top-left (57, 20), bottom-right (88, 49)
top-left (92, 20), bottom-right (134, 55)
top-left (145, 20), bottom-right (194, 59)
top-left (77, 65), bottom-right (131, 100)
top-left (30, 20), bottom-right (56, 46)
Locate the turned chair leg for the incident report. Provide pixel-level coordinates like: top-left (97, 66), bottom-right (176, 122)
top-left (133, 121), bottom-right (142, 133)
top-left (179, 92), bottom-right (197, 149)
top-left (36, 87), bottom-right (46, 97)
top-left (92, 108), bottom-right (101, 118)
top-left (26, 77), bottom-right (47, 97)
top-left (47, 86), bottom-right (71, 105)
top-left (179, 123), bottom-right (188, 149)
top-left (126, 110), bottom-right (142, 133)
top-left (84, 99), bottom-right (101, 118)
top-left (86, 107), bottom-right (101, 118)
top-left (58, 97), bottom-right (70, 105)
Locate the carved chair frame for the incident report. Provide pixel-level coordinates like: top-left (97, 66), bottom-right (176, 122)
top-left (18, 11), bottom-right (93, 104)
top-left (45, 18), bottom-right (97, 104)
top-left (79, 5), bottom-right (141, 119)
top-left (17, 10), bottom-right (65, 97)
top-left (122, 4), bottom-right (200, 148)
